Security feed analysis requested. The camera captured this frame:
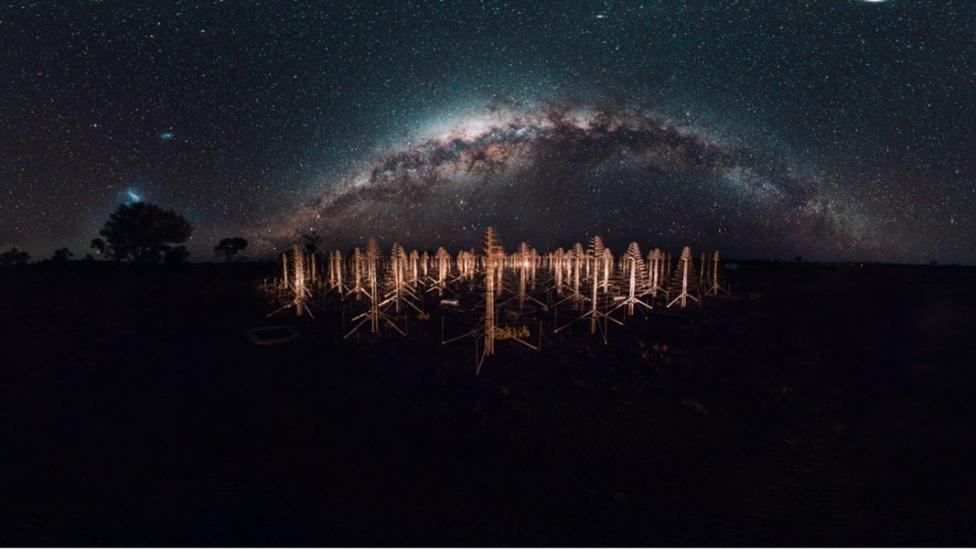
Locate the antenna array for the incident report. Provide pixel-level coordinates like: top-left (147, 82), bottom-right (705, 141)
top-left (261, 229), bottom-right (731, 374)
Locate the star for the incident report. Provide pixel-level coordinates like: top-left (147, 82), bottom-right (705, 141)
top-left (0, 2), bottom-right (970, 264)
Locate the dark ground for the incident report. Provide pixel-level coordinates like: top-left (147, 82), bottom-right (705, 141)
top-left (1, 260), bottom-right (975, 546)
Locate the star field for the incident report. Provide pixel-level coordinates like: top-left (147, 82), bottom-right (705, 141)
top-left (0, 1), bottom-right (973, 262)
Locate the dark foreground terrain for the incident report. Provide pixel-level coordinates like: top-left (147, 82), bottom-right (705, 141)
top-left (1, 260), bottom-right (974, 545)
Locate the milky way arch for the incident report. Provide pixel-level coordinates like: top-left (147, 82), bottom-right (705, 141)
top-left (276, 103), bottom-right (865, 258)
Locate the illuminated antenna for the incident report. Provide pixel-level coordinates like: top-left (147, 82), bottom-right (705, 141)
top-left (572, 243), bottom-right (585, 308)
top-left (420, 251), bottom-right (430, 280)
top-left (408, 249), bottom-right (420, 289)
top-left (365, 239), bottom-right (381, 332)
top-left (609, 242), bottom-right (653, 317)
top-left (329, 250), bottom-right (348, 296)
top-left (554, 236), bottom-right (622, 343)
top-left (440, 227), bottom-right (541, 375)
top-left (704, 250), bottom-right (729, 296)
top-left (551, 243), bottom-right (587, 311)
top-left (599, 245), bottom-right (613, 294)
top-left (586, 236), bottom-right (607, 335)
top-left (530, 247), bottom-right (540, 290)
top-left (268, 244), bottom-right (316, 318)
top-left (379, 243), bottom-right (424, 319)
top-left (326, 250), bottom-right (336, 290)
top-left (294, 246), bottom-right (306, 316)
top-left (455, 249), bottom-right (476, 281)
top-left (280, 252), bottom-right (288, 290)
top-left (309, 251), bottom-right (319, 288)
top-left (385, 243), bottom-right (406, 313)
top-left (325, 250), bottom-right (336, 293)
top-left (342, 238), bottom-right (389, 336)
top-left (457, 250), bottom-right (467, 280)
top-left (584, 243), bottom-right (592, 283)
top-left (645, 248), bottom-right (666, 300)
top-left (552, 248), bottom-right (565, 296)
top-left (482, 227), bottom-right (502, 364)
top-left (427, 246), bottom-right (452, 295)
top-left (347, 247), bottom-right (367, 300)
top-left (494, 243), bottom-right (505, 297)
top-left (513, 242), bottom-right (546, 311)
top-left (666, 246), bottom-right (700, 309)
top-left (517, 242), bottom-right (531, 307)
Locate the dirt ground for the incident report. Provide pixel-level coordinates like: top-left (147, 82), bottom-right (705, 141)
top-left (1, 260), bottom-right (974, 545)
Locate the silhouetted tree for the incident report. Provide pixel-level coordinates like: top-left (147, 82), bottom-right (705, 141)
top-left (90, 238), bottom-right (107, 257)
top-left (0, 247), bottom-right (30, 266)
top-left (214, 237), bottom-right (248, 262)
top-left (301, 232), bottom-right (321, 254)
top-left (164, 245), bottom-right (190, 265)
top-left (52, 247), bottom-right (73, 262)
top-left (98, 202), bottom-right (192, 263)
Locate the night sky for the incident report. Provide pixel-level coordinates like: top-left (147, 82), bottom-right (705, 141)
top-left (2, 1), bottom-right (974, 263)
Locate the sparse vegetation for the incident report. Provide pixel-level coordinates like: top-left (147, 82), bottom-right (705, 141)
top-left (164, 245), bottom-right (190, 265)
top-left (214, 237), bottom-right (248, 262)
top-left (52, 247), bottom-right (73, 262)
top-left (97, 202), bottom-right (193, 263)
top-left (0, 247), bottom-right (30, 266)
top-left (90, 238), bottom-right (107, 257)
